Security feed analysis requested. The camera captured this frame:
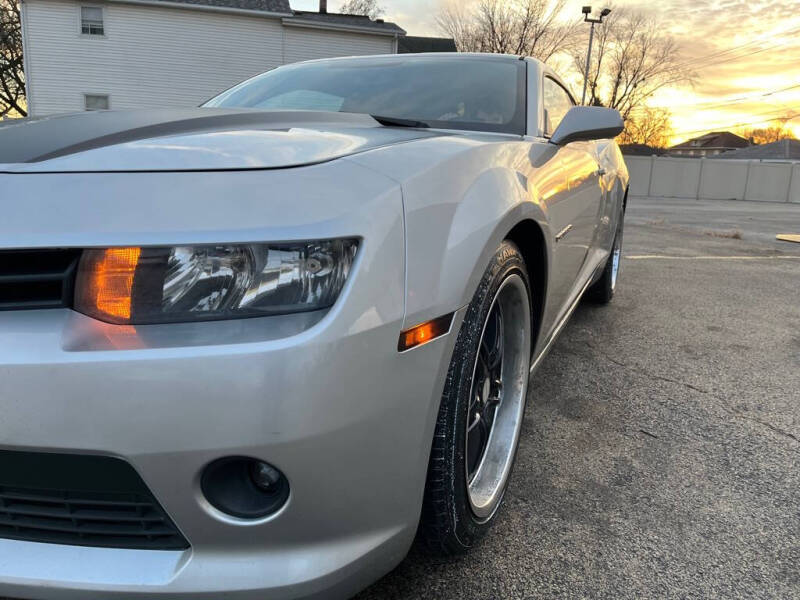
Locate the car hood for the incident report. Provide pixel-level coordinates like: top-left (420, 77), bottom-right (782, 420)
top-left (0, 109), bottom-right (442, 173)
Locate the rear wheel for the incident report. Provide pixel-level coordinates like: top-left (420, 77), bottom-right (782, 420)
top-left (587, 205), bottom-right (625, 304)
top-left (421, 241), bottom-right (532, 554)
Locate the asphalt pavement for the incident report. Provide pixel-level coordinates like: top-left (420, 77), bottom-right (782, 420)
top-left (357, 197), bottom-right (800, 599)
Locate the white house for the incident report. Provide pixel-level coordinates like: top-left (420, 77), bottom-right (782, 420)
top-left (19, 0), bottom-right (406, 116)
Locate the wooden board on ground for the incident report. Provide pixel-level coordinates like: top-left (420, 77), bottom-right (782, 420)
top-left (776, 234), bottom-right (800, 243)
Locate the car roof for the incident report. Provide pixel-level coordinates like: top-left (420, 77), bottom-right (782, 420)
top-left (296, 52), bottom-right (546, 68)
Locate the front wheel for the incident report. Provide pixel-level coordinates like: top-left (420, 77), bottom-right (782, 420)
top-left (420, 241), bottom-right (532, 555)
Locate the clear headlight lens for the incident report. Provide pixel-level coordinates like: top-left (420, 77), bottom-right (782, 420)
top-left (74, 240), bottom-right (359, 324)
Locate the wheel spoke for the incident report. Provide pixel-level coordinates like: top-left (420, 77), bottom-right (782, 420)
top-left (478, 340), bottom-right (491, 373)
top-left (467, 409), bottom-right (482, 433)
top-left (480, 306), bottom-right (504, 371)
top-left (477, 348), bottom-right (490, 379)
top-left (481, 398), bottom-right (499, 431)
top-left (485, 389), bottom-right (502, 409)
top-left (492, 307), bottom-right (504, 370)
top-left (468, 387), bottom-right (480, 413)
top-left (467, 413), bottom-right (489, 479)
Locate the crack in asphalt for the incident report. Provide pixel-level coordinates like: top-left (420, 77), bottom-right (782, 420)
top-left (584, 341), bottom-right (800, 447)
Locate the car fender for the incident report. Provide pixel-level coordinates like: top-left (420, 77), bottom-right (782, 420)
top-left (403, 164), bottom-right (551, 331)
top-left (346, 139), bottom-right (555, 332)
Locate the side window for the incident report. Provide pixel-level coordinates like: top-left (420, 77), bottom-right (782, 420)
top-left (543, 77), bottom-right (574, 137)
top-left (81, 6), bottom-right (104, 36)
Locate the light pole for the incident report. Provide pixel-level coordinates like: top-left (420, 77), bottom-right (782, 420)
top-left (581, 6), bottom-right (611, 106)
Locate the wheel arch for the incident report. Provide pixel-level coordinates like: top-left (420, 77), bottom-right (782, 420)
top-left (505, 219), bottom-right (548, 354)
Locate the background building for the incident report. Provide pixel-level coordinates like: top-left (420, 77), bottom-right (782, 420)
top-left (19, 0), bottom-right (406, 116)
top-left (718, 139), bottom-right (800, 161)
top-left (398, 36), bottom-right (456, 54)
top-left (667, 131), bottom-right (751, 157)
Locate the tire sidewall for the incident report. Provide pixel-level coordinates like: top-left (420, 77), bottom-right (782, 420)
top-left (435, 241), bottom-right (532, 549)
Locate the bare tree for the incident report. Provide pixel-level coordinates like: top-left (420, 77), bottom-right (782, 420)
top-left (437, 2), bottom-right (482, 53)
top-left (618, 107), bottom-right (673, 149)
top-left (571, 7), bottom-right (692, 120)
top-left (736, 119), bottom-right (796, 145)
top-left (340, 0), bottom-right (384, 19)
top-left (437, 0), bottom-right (579, 62)
top-left (0, 0), bottom-right (26, 117)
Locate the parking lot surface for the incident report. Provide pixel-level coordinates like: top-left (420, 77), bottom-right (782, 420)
top-left (357, 197), bottom-right (800, 599)
top-left (2, 197), bottom-right (798, 600)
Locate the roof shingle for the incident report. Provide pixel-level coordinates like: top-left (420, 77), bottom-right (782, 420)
top-left (134, 2), bottom-right (404, 33)
top-left (150, 0), bottom-right (291, 14)
top-left (670, 131), bottom-right (750, 150)
top-left (286, 11), bottom-right (406, 34)
top-left (717, 139), bottom-right (800, 160)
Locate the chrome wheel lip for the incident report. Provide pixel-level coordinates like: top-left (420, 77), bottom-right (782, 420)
top-left (610, 227), bottom-right (623, 291)
top-left (610, 246), bottom-right (621, 291)
top-left (465, 273), bottom-right (531, 521)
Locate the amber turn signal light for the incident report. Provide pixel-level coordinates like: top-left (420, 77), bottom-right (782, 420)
top-left (398, 313), bottom-right (454, 352)
top-left (74, 247), bottom-right (141, 324)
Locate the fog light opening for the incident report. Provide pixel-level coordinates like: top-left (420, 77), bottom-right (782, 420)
top-left (201, 457), bottom-right (289, 520)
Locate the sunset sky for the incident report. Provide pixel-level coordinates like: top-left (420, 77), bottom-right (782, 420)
top-left (293, 0), bottom-right (800, 144)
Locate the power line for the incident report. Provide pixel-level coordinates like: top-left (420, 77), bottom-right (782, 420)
top-left (628, 37), bottom-right (800, 111)
top-left (623, 35), bottom-right (800, 110)
top-left (671, 111), bottom-right (800, 139)
top-left (668, 24), bottom-right (800, 72)
top-left (674, 30), bottom-right (794, 68)
top-left (673, 105), bottom-right (799, 130)
top-left (594, 20), bottom-right (800, 126)
top-left (685, 84), bottom-right (800, 110)
top-left (686, 38), bottom-right (800, 73)
top-left (653, 36), bottom-right (800, 90)
top-left (630, 83), bottom-right (800, 113)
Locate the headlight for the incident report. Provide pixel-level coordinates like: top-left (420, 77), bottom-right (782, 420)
top-left (74, 240), bottom-right (359, 325)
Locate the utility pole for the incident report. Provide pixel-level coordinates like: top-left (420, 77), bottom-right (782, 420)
top-left (581, 6), bottom-right (611, 106)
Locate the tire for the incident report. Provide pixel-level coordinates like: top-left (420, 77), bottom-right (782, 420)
top-left (421, 240), bottom-right (532, 555)
top-left (587, 205), bottom-right (625, 305)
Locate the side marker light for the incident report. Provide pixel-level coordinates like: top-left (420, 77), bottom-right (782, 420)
top-left (398, 313), bottom-right (454, 352)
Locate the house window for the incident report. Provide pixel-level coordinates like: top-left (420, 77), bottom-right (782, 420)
top-left (85, 94), bottom-right (109, 111)
top-left (81, 7), bottom-right (104, 35)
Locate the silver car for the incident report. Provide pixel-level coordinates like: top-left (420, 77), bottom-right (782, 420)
top-left (0, 54), bottom-right (628, 599)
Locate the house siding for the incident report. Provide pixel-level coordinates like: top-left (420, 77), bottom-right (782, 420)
top-left (23, 0), bottom-right (395, 115)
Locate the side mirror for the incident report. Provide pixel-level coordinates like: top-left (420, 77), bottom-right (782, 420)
top-left (550, 106), bottom-right (624, 145)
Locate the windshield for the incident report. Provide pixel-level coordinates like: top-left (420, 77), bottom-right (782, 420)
top-left (204, 57), bottom-right (527, 135)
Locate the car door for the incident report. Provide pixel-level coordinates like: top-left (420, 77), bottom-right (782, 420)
top-left (540, 76), bottom-right (604, 326)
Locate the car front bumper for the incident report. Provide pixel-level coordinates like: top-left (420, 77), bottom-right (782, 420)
top-left (0, 165), bottom-right (462, 599)
top-left (0, 299), bottom-right (461, 599)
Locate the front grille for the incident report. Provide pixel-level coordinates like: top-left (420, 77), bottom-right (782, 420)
top-left (0, 451), bottom-right (189, 550)
top-left (0, 249), bottom-right (81, 310)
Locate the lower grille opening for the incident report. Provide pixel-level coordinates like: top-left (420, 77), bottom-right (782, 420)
top-left (0, 451), bottom-right (189, 550)
top-left (0, 249), bottom-right (81, 310)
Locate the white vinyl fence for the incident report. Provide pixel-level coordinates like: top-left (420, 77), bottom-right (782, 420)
top-left (627, 156), bottom-right (800, 203)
